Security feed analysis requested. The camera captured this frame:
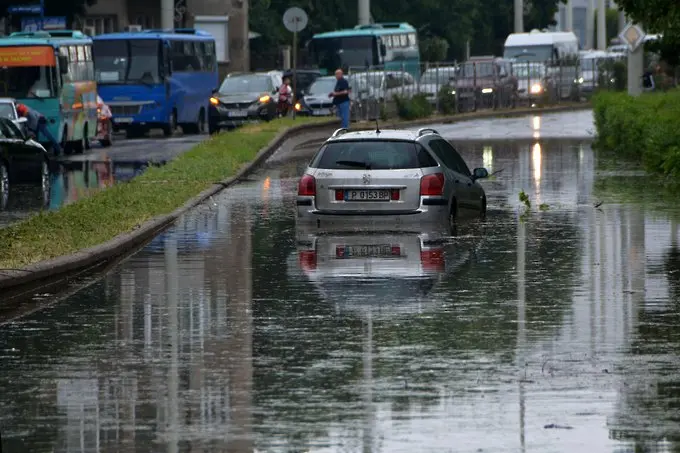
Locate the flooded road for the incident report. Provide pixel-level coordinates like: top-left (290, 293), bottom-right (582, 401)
top-left (2, 110), bottom-right (680, 452)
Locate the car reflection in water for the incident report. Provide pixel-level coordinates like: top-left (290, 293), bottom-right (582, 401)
top-left (291, 228), bottom-right (478, 317)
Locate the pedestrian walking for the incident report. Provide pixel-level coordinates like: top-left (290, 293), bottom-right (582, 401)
top-left (16, 103), bottom-right (61, 155)
top-left (329, 69), bottom-right (351, 129)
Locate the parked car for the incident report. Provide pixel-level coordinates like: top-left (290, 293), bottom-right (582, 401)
top-left (294, 76), bottom-right (362, 120)
top-left (208, 71), bottom-right (282, 134)
top-left (455, 56), bottom-right (518, 111)
top-left (350, 70), bottom-right (419, 101)
top-left (0, 116), bottom-right (50, 208)
top-left (419, 66), bottom-right (458, 105)
top-left (295, 127), bottom-right (488, 231)
top-left (512, 62), bottom-right (557, 103)
top-left (0, 97), bottom-right (28, 134)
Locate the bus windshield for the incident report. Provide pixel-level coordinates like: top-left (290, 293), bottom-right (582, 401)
top-left (0, 46), bottom-right (58, 98)
top-left (93, 39), bottom-right (162, 85)
top-left (310, 36), bottom-right (378, 72)
top-left (504, 45), bottom-right (554, 62)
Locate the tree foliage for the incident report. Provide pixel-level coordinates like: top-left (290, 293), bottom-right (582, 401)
top-left (614, 0), bottom-right (680, 62)
top-left (250, 0), bottom-right (566, 67)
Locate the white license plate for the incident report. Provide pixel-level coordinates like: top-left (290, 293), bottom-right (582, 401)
top-left (227, 110), bottom-right (248, 118)
top-left (336, 244), bottom-right (396, 258)
top-left (312, 108), bottom-right (331, 115)
top-left (115, 117), bottom-right (134, 123)
top-left (345, 189), bottom-right (390, 201)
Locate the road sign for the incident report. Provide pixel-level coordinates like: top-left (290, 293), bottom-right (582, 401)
top-left (283, 7), bottom-right (308, 33)
top-left (22, 16), bottom-right (66, 31)
top-left (8, 4), bottom-right (42, 14)
top-left (619, 23), bottom-right (646, 52)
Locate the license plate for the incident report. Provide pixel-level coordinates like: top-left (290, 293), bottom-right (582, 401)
top-left (115, 117), bottom-right (133, 123)
top-left (312, 108), bottom-right (331, 115)
top-left (336, 244), bottom-right (395, 258)
top-left (345, 189), bottom-right (390, 201)
top-left (227, 110), bottom-right (248, 118)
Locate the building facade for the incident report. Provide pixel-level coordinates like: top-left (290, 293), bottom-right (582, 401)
top-left (77, 0), bottom-right (250, 72)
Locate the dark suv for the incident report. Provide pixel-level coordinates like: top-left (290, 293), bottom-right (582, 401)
top-left (454, 57), bottom-right (518, 111)
top-left (208, 71), bottom-right (282, 133)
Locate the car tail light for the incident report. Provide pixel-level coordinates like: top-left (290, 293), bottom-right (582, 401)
top-left (390, 189), bottom-right (400, 200)
top-left (421, 249), bottom-right (444, 271)
top-left (336, 246), bottom-right (345, 257)
top-left (299, 250), bottom-right (317, 270)
top-left (298, 174), bottom-right (316, 196)
top-left (335, 189), bottom-right (343, 201)
top-left (391, 245), bottom-right (401, 256)
top-left (420, 173), bottom-right (445, 196)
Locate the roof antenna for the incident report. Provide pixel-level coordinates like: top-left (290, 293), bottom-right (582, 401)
top-left (375, 118), bottom-right (380, 134)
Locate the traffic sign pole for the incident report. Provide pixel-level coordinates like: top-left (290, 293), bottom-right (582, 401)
top-left (293, 28), bottom-right (297, 119)
top-left (39, 0), bottom-right (44, 29)
top-left (282, 7), bottom-right (308, 121)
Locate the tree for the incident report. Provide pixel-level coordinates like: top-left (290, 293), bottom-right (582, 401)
top-left (614, 0), bottom-right (680, 63)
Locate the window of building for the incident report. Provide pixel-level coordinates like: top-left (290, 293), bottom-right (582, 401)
top-left (83, 16), bottom-right (115, 35)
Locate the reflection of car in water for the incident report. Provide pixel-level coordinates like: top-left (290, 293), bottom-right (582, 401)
top-left (290, 230), bottom-right (476, 316)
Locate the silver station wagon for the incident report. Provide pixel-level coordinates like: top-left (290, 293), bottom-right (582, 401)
top-left (296, 127), bottom-right (489, 229)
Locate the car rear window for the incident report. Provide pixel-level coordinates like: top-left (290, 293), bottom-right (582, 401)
top-left (310, 140), bottom-right (438, 170)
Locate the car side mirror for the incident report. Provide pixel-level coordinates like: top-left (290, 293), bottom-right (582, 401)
top-left (58, 55), bottom-right (68, 74)
top-left (472, 167), bottom-right (489, 180)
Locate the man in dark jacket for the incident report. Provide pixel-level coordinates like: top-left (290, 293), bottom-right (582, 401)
top-left (16, 103), bottom-right (61, 155)
top-left (329, 68), bottom-right (351, 128)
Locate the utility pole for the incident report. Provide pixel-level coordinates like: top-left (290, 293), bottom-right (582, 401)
top-left (358, 0), bottom-right (370, 26)
top-left (565, 0), bottom-right (574, 31)
top-left (514, 0), bottom-right (524, 33)
top-left (597, 0), bottom-right (607, 49)
top-left (161, 0), bottom-right (174, 29)
top-left (585, 0), bottom-right (595, 48)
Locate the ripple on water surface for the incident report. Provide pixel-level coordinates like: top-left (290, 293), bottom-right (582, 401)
top-left (2, 115), bottom-right (680, 452)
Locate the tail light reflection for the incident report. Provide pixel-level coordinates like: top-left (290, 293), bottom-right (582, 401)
top-left (298, 250), bottom-right (317, 271)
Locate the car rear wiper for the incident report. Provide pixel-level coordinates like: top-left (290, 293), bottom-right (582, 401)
top-left (335, 160), bottom-right (371, 169)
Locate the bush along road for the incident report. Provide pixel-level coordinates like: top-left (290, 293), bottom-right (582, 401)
top-left (0, 102), bottom-right (592, 293)
top-left (593, 89), bottom-right (680, 179)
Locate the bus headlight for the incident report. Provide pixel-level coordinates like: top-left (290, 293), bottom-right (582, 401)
top-left (530, 83), bottom-right (543, 94)
top-left (259, 95), bottom-right (271, 103)
top-left (481, 88), bottom-right (493, 94)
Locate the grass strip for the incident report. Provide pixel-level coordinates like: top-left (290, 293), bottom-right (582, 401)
top-left (0, 117), bottom-right (330, 269)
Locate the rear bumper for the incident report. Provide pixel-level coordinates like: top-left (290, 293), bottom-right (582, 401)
top-left (296, 196), bottom-right (449, 230)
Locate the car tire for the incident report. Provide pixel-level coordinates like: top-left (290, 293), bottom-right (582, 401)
top-left (0, 160), bottom-right (9, 210)
top-left (448, 197), bottom-right (458, 235)
top-left (481, 195), bottom-right (487, 218)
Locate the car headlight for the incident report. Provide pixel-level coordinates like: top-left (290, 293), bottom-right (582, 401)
top-left (481, 88), bottom-right (493, 94)
top-left (530, 83), bottom-right (543, 94)
top-left (259, 95), bottom-right (271, 104)
top-left (577, 77), bottom-right (584, 84)
top-left (295, 102), bottom-right (302, 111)
top-left (450, 90), bottom-right (456, 95)
top-left (210, 96), bottom-right (219, 105)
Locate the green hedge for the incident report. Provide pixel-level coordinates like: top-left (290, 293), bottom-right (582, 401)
top-left (394, 93), bottom-right (434, 120)
top-left (593, 89), bottom-right (680, 177)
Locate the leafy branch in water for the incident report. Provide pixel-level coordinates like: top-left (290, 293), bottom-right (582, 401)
top-left (519, 190), bottom-right (531, 209)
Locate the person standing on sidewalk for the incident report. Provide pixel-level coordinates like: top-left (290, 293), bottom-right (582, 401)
top-left (16, 103), bottom-right (62, 156)
top-left (329, 69), bottom-right (351, 128)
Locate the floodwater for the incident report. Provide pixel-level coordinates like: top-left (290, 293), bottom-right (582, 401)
top-left (2, 110), bottom-right (680, 452)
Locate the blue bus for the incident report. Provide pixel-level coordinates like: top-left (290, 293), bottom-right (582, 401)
top-left (308, 23), bottom-right (421, 78)
top-left (92, 29), bottom-right (218, 138)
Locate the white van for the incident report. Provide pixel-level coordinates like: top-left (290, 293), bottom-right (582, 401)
top-left (504, 30), bottom-right (580, 99)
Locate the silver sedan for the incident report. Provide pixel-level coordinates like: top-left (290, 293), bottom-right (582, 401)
top-left (295, 127), bottom-right (489, 230)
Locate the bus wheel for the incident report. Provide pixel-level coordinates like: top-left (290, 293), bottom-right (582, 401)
top-left (83, 124), bottom-right (91, 151)
top-left (163, 110), bottom-right (177, 137)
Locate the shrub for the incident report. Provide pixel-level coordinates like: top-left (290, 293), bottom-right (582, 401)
top-left (394, 93), bottom-right (434, 120)
top-left (437, 84), bottom-right (456, 114)
top-left (594, 89), bottom-right (680, 178)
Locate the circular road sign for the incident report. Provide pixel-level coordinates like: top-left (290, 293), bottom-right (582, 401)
top-left (283, 7), bottom-right (308, 33)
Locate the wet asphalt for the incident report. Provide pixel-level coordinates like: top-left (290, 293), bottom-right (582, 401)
top-left (2, 110), bottom-right (680, 452)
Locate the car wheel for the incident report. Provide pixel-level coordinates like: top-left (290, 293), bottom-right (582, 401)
top-left (481, 195), bottom-right (487, 218)
top-left (448, 197), bottom-right (458, 235)
top-left (0, 160), bottom-right (9, 210)
top-left (163, 110), bottom-right (177, 137)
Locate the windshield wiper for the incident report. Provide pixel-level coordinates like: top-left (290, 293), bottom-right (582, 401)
top-left (335, 160), bottom-right (371, 169)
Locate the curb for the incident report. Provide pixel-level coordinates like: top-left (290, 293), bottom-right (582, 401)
top-left (0, 102), bottom-right (591, 295)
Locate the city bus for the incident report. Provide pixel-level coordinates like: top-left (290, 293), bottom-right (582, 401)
top-left (308, 23), bottom-right (421, 78)
top-left (0, 30), bottom-right (98, 154)
top-left (92, 29), bottom-right (218, 138)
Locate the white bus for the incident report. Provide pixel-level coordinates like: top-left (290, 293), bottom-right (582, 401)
top-left (504, 30), bottom-right (580, 100)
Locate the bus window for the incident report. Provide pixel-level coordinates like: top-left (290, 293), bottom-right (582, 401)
top-left (399, 34), bottom-right (406, 47)
top-left (77, 46), bottom-right (85, 61)
top-left (203, 41), bottom-right (216, 71)
top-left (68, 46), bottom-right (77, 61)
